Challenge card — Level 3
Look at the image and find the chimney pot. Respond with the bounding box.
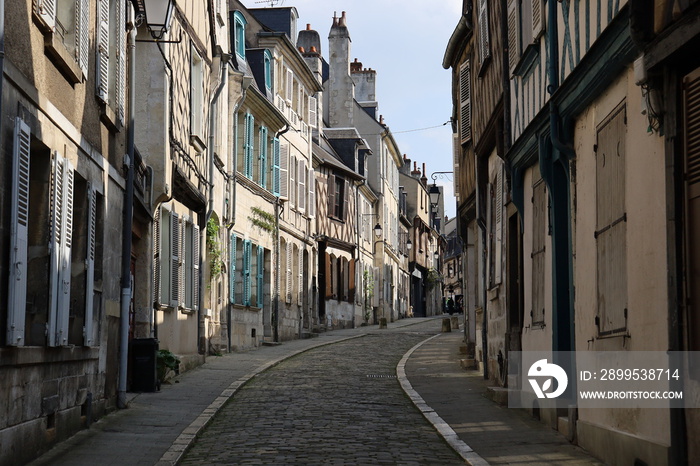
[298,46,305,53]
[306,23,311,30]
[310,46,317,53]
[339,11,347,27]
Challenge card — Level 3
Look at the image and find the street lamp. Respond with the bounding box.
[429,184,441,213]
[373,223,382,238]
[131,0,175,40]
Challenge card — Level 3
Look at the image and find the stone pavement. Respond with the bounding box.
[28,316,603,465]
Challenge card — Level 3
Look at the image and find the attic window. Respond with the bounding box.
[233,11,246,58]
[264,50,272,90]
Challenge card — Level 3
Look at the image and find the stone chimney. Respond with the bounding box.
[327,11,354,128]
[421,163,428,186]
[298,24,323,86]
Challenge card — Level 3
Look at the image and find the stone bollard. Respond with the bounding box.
[379,317,387,329]
[450,316,459,330]
[442,318,451,333]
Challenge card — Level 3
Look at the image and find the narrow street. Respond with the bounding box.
[180,320,464,465]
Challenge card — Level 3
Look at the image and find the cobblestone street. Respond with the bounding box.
[181,321,464,465]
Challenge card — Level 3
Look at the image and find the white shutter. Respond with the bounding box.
[76,0,90,77]
[452,134,461,202]
[297,248,304,305]
[459,60,472,144]
[373,267,380,307]
[170,213,180,308]
[298,159,306,213]
[7,118,31,346]
[289,156,296,208]
[153,207,161,305]
[494,166,503,284]
[179,219,186,308]
[37,0,56,31]
[286,68,293,102]
[286,244,292,303]
[532,0,544,40]
[192,224,200,311]
[279,143,289,199]
[84,183,96,346]
[309,96,317,127]
[508,0,521,74]
[116,0,126,123]
[49,155,73,346]
[96,0,110,101]
[478,0,491,64]
[308,168,316,218]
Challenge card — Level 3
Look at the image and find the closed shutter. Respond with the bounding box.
[532,0,544,39]
[243,240,252,306]
[84,183,97,345]
[279,143,289,199]
[229,233,237,304]
[453,134,461,202]
[508,0,520,74]
[325,253,332,299]
[343,179,349,221]
[286,243,292,303]
[170,213,180,308]
[7,118,31,346]
[531,178,546,324]
[308,168,316,218]
[684,68,700,350]
[373,267,380,307]
[76,0,90,77]
[272,138,281,196]
[49,154,74,347]
[257,246,265,308]
[348,259,356,303]
[116,0,126,123]
[259,127,268,188]
[309,96,317,127]
[286,68,293,101]
[297,248,304,305]
[298,160,306,213]
[37,0,56,30]
[494,166,503,284]
[289,156,296,208]
[244,113,254,179]
[192,224,200,311]
[459,60,472,144]
[478,0,490,64]
[327,174,335,216]
[96,0,110,101]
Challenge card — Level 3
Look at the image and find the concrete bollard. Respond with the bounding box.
[442,318,451,333]
[450,316,459,330]
[379,318,387,329]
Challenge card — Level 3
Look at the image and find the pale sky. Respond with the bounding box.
[241,0,463,219]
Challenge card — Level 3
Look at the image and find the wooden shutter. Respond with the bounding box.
[532,0,544,39]
[459,60,472,144]
[325,253,332,299]
[37,0,56,30]
[116,0,126,123]
[170,213,180,308]
[478,0,491,64]
[508,0,520,74]
[243,240,252,306]
[297,248,304,305]
[192,224,200,311]
[684,68,700,349]
[272,138,281,196]
[229,234,237,304]
[244,113,254,178]
[494,166,503,284]
[286,68,293,102]
[84,183,97,345]
[373,267,380,307]
[96,0,110,101]
[343,179,349,221]
[76,0,90,77]
[298,160,306,213]
[308,169,316,218]
[286,244,292,303]
[49,154,74,346]
[279,143,289,199]
[327,174,335,216]
[309,96,317,127]
[259,127,268,188]
[257,246,265,308]
[7,118,31,346]
[531,179,546,324]
[348,259,356,303]
[153,207,162,305]
[289,156,296,208]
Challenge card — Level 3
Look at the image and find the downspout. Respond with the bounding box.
[273,124,291,342]
[118,10,137,409]
[200,56,229,356]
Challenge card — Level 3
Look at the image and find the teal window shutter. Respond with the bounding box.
[257,246,264,307]
[243,240,252,306]
[259,126,268,188]
[229,234,237,304]
[272,137,280,196]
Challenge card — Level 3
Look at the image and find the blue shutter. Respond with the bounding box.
[272,137,280,196]
[259,126,268,188]
[257,246,264,308]
[243,240,252,306]
[229,234,237,304]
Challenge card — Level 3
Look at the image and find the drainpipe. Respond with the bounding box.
[118,11,137,409]
[273,124,291,342]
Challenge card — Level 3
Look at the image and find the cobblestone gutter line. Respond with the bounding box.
[396,334,490,466]
[155,334,367,466]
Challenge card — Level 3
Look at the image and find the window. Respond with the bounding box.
[508,0,544,74]
[289,156,297,208]
[489,166,503,287]
[229,235,266,308]
[264,50,272,91]
[298,159,306,213]
[34,0,90,83]
[309,96,318,128]
[233,11,247,58]
[190,45,205,151]
[531,176,546,325]
[329,175,346,220]
[96,0,126,124]
[308,168,316,218]
[272,137,281,196]
[6,118,99,347]
[259,126,268,188]
[595,103,627,335]
[243,113,254,179]
[477,0,491,66]
[279,142,289,199]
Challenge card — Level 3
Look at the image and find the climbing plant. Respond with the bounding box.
[206,218,224,280]
[248,207,276,235]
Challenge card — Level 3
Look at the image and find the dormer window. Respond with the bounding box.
[264,50,272,91]
[233,11,247,58]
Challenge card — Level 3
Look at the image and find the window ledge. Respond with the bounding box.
[513,43,540,77]
[190,134,207,153]
[100,103,123,133]
[44,32,83,85]
[0,346,99,367]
